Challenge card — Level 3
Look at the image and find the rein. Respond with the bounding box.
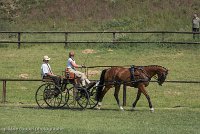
[102,79,150,87]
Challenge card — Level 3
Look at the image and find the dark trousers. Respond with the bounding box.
[43,75,61,87]
[192,28,199,39]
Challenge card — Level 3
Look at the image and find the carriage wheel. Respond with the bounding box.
[57,88,69,108]
[65,86,77,109]
[87,86,98,109]
[43,83,62,108]
[35,83,49,108]
[76,87,89,109]
[66,86,89,110]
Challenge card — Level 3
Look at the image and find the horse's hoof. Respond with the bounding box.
[131,107,136,111]
[96,106,101,110]
[119,106,124,111]
[150,108,154,112]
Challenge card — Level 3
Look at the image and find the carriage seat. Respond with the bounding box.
[42,77,53,82]
[65,68,76,80]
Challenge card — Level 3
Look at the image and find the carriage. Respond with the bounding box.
[35,68,99,110]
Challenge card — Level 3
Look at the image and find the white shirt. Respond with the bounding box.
[41,63,52,77]
[67,58,76,70]
[192,17,200,28]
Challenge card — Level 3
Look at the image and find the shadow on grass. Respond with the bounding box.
[21,106,122,111]
[20,106,87,111]
[1,104,190,112]
[2,105,128,112]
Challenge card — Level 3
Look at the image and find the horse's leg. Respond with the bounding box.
[114,85,124,111]
[97,86,110,110]
[139,84,154,112]
[132,89,141,110]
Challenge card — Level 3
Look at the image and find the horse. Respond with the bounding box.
[96,65,168,112]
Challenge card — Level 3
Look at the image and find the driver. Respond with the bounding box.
[66,51,95,89]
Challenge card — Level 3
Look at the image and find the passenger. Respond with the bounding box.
[41,55,61,87]
[66,51,96,89]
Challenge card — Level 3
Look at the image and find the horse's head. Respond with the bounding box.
[157,68,168,86]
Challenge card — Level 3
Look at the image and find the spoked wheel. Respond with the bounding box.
[87,86,98,109]
[57,88,69,108]
[58,79,70,108]
[35,83,50,108]
[76,87,89,109]
[66,86,89,110]
[43,83,62,108]
[66,86,78,109]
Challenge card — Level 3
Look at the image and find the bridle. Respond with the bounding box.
[157,70,168,85]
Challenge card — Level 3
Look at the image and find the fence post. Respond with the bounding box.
[18,32,21,49]
[123,84,126,106]
[64,32,68,48]
[113,32,116,44]
[162,32,165,42]
[2,80,6,103]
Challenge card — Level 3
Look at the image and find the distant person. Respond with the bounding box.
[192,13,200,39]
[41,55,61,87]
[66,51,96,89]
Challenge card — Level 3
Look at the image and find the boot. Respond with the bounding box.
[87,82,96,90]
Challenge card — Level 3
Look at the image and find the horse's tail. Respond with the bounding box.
[96,69,107,101]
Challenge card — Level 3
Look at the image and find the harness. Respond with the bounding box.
[129,65,138,86]
[108,65,153,87]
[129,65,151,87]
[129,65,135,82]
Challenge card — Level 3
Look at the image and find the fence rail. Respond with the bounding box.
[0,31,200,49]
[1,78,200,105]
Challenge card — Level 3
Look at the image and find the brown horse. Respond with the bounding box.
[96,65,168,112]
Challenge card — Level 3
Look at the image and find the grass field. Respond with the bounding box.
[0,106,200,134]
[0,44,200,133]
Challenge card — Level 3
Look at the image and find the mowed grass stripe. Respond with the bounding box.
[0,106,199,134]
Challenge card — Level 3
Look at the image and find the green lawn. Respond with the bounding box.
[0,106,199,134]
[0,44,200,133]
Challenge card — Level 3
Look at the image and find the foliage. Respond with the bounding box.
[1,0,199,31]
[0,0,19,30]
